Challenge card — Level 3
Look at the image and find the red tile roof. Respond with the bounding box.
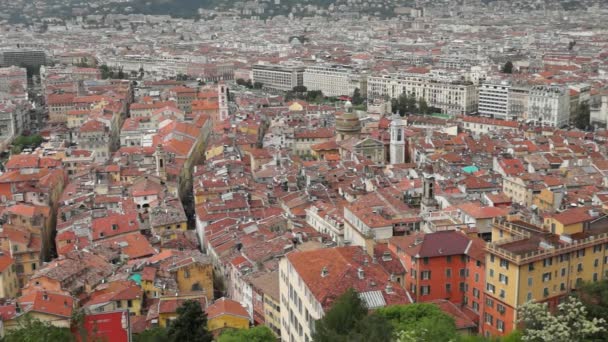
[286,246,410,310]
[206,297,249,320]
[92,213,140,241]
[18,291,74,318]
[389,231,471,258]
[547,207,595,226]
[0,251,14,272]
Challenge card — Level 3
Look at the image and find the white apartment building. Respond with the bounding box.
[303,65,366,97]
[367,73,478,115]
[304,204,344,245]
[279,247,409,342]
[252,64,305,92]
[527,85,570,127]
[508,83,530,120]
[478,81,510,119]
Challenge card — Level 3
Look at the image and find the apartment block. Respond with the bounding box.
[252,64,305,92]
[367,73,478,115]
[303,65,366,97]
[279,246,409,342]
[478,81,510,119]
[527,85,570,127]
[483,209,608,337]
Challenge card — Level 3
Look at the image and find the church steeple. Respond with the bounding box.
[389,113,406,164]
[154,144,167,181]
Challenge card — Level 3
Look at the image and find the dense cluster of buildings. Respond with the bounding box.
[0,1,607,341]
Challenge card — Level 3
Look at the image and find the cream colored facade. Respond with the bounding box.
[484,218,608,336]
[367,73,478,115]
[279,257,323,342]
[303,65,366,97]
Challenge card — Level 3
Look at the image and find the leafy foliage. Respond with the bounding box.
[352,88,366,107]
[518,297,605,342]
[502,61,514,74]
[167,300,213,342]
[573,102,590,130]
[99,64,127,80]
[11,134,44,154]
[376,303,458,342]
[217,326,276,342]
[390,92,438,115]
[313,288,392,342]
[134,326,170,342]
[576,279,608,341]
[2,315,75,342]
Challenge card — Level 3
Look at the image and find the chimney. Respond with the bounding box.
[321,266,328,278]
[357,267,364,279]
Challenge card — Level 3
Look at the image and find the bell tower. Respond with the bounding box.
[154,144,167,181]
[389,114,406,164]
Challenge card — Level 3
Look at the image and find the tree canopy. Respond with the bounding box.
[134,326,170,342]
[217,326,275,342]
[518,296,605,342]
[576,279,608,341]
[166,300,213,342]
[2,315,75,342]
[312,288,392,342]
[502,61,514,74]
[376,303,458,342]
[11,134,44,154]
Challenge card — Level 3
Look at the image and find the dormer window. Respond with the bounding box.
[112,224,118,231]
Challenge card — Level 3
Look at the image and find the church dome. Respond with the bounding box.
[335,111,361,133]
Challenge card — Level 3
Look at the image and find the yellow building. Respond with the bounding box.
[0,252,19,298]
[483,209,608,337]
[0,226,42,288]
[250,271,281,336]
[149,199,188,237]
[157,294,207,328]
[83,280,143,316]
[171,259,214,301]
[263,293,281,336]
[4,291,75,330]
[206,297,250,333]
[533,188,564,213]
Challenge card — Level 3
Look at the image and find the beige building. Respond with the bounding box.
[303,65,366,97]
[0,252,18,299]
[252,64,305,92]
[279,246,409,342]
[367,72,478,115]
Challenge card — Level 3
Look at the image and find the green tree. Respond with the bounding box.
[217,326,275,342]
[134,327,169,342]
[11,134,44,154]
[306,90,324,103]
[253,82,263,89]
[574,102,590,130]
[99,64,111,79]
[376,303,457,342]
[518,297,605,342]
[352,88,364,106]
[418,97,429,114]
[167,300,213,342]
[576,279,608,341]
[236,78,247,86]
[117,67,125,79]
[502,61,514,74]
[2,315,75,342]
[292,85,307,93]
[313,288,390,342]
